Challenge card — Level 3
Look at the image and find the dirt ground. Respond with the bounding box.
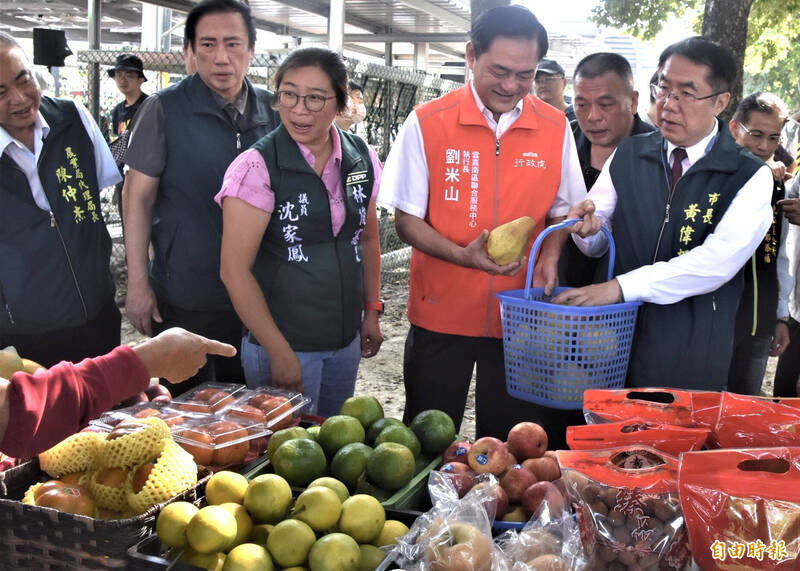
[121,279,778,442]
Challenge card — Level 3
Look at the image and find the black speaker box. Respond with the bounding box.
[33,28,73,67]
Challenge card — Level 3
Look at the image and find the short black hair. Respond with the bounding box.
[574,53,634,92]
[348,80,363,93]
[185,0,256,50]
[470,5,548,60]
[732,92,789,125]
[274,47,349,112]
[657,36,736,93]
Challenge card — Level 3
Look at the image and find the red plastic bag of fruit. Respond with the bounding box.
[583,388,717,426]
[566,417,709,456]
[714,392,800,449]
[558,446,690,570]
[678,447,800,570]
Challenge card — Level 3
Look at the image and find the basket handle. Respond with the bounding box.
[523,218,615,299]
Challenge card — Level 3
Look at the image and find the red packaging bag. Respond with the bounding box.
[558,446,690,570]
[714,392,800,449]
[566,417,709,456]
[582,388,715,426]
[678,447,800,570]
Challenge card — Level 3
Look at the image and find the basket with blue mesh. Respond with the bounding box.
[496,218,642,409]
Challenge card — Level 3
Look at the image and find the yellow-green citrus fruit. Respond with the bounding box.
[366,442,415,491]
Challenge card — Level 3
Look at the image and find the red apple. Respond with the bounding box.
[442,441,472,465]
[467,437,512,475]
[500,464,538,503]
[521,481,566,518]
[522,457,561,482]
[470,480,509,519]
[439,462,475,497]
[506,422,548,461]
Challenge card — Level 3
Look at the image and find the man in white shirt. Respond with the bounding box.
[0,32,122,367]
[379,5,587,443]
[553,37,773,390]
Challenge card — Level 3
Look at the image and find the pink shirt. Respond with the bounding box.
[215,126,382,236]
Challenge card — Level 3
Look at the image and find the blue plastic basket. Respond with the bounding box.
[496,218,642,409]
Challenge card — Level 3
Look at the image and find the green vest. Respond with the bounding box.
[608,121,762,390]
[251,126,374,351]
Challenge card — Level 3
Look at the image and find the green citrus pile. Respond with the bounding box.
[156,469,410,571]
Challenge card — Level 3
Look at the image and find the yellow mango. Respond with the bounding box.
[487,216,537,265]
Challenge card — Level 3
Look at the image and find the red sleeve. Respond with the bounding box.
[0,346,150,458]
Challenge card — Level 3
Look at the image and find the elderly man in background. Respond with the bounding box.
[0,32,121,368]
[123,0,279,392]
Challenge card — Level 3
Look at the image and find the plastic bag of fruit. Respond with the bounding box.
[583,388,716,426]
[566,417,709,456]
[391,484,502,571]
[494,509,587,571]
[678,447,800,570]
[558,445,690,570]
[713,392,800,448]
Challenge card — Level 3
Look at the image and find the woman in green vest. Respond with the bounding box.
[216,47,383,417]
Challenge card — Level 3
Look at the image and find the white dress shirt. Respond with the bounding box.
[0,100,121,210]
[378,81,586,219]
[574,121,774,304]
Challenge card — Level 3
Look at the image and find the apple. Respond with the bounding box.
[132,461,155,492]
[439,462,475,497]
[499,464,538,503]
[522,457,561,482]
[145,383,172,402]
[95,467,128,489]
[443,441,472,465]
[467,437,512,475]
[521,481,566,518]
[424,521,492,571]
[506,422,548,461]
[469,481,509,519]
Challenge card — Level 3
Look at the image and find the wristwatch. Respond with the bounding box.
[365,300,385,316]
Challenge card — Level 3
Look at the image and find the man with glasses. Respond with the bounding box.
[108,55,148,138]
[534,58,575,122]
[379,5,586,445]
[726,92,793,395]
[552,36,774,391]
[122,0,279,392]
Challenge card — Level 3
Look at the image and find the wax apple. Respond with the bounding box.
[506,422,548,460]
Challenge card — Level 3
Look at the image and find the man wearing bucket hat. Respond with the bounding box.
[108,54,148,138]
[553,37,774,392]
[379,5,586,444]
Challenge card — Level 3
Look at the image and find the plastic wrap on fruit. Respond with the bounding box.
[713,392,800,449]
[678,447,800,570]
[390,485,502,571]
[493,509,586,571]
[566,416,709,456]
[557,446,690,570]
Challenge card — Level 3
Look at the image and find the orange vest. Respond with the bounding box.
[411,85,566,338]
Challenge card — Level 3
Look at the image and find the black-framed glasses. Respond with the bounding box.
[736,121,783,144]
[276,90,336,112]
[534,75,564,84]
[649,83,727,104]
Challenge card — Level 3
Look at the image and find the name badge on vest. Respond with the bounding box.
[346,169,370,262]
[443,148,481,228]
[278,193,311,263]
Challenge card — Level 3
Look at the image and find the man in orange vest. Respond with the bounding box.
[379,5,587,444]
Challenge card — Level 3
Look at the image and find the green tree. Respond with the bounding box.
[593,0,799,117]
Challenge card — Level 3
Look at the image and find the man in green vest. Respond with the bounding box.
[0,32,122,367]
[552,37,774,391]
[122,0,279,392]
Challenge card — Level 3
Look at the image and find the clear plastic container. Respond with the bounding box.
[171,411,272,470]
[227,386,311,431]
[91,401,207,431]
[170,381,245,415]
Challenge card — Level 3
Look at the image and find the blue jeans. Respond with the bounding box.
[241,333,361,417]
[727,333,772,396]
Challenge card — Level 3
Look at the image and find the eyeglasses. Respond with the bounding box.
[736,121,783,144]
[276,90,336,112]
[534,75,564,84]
[650,83,727,104]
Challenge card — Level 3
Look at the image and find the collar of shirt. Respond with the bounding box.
[469,80,523,137]
[666,120,718,169]
[0,110,50,160]
[296,124,342,173]
[211,81,249,118]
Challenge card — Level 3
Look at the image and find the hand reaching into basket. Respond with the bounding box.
[552,279,623,306]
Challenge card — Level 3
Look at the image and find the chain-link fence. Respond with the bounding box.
[75,49,462,291]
